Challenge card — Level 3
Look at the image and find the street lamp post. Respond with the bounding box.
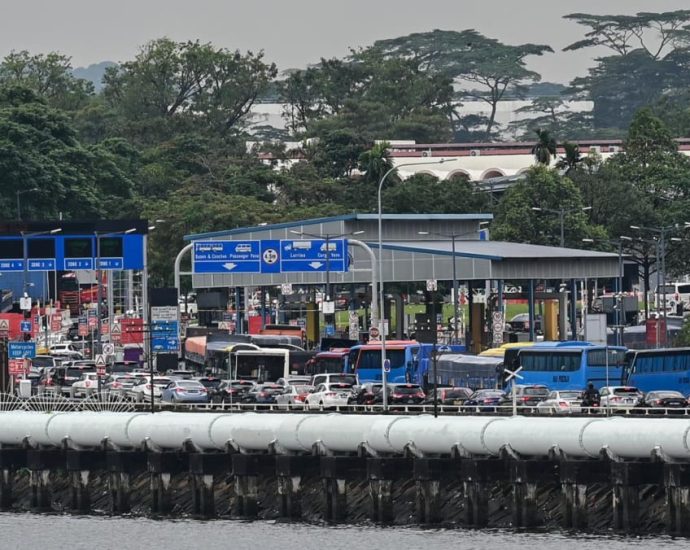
[631,224,689,345]
[378,158,449,409]
[418,222,489,345]
[289,229,365,335]
[532,206,592,247]
[21,228,62,343]
[582,236,632,346]
[16,189,39,221]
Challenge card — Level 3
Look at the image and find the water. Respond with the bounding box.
[0,514,686,550]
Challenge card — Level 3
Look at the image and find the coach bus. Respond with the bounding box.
[622,348,690,393]
[507,345,628,391]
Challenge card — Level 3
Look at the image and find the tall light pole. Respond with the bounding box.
[289,229,365,335]
[378,158,449,408]
[94,228,136,355]
[631,223,689,345]
[16,189,39,221]
[532,206,592,247]
[582,236,632,346]
[21,228,62,343]
[418,222,489,344]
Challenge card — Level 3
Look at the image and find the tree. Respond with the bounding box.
[531,129,557,165]
[308,129,368,178]
[370,30,553,139]
[0,50,94,110]
[382,172,490,214]
[555,142,582,174]
[358,142,394,184]
[563,11,690,129]
[0,86,134,220]
[491,166,602,247]
[103,38,277,142]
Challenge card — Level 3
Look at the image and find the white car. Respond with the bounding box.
[599,386,644,409]
[304,382,355,410]
[49,343,83,359]
[275,384,314,408]
[536,390,583,414]
[129,376,172,402]
[70,373,100,398]
[276,376,312,388]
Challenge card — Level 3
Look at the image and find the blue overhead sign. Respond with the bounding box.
[0,234,145,272]
[8,342,36,359]
[193,239,348,274]
[281,239,346,272]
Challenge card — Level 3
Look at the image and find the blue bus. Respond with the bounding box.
[347,340,465,384]
[434,354,503,389]
[623,348,690,393]
[507,345,628,390]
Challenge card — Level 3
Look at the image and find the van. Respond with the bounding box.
[655,282,690,312]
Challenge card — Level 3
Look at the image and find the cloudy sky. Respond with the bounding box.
[1,0,689,83]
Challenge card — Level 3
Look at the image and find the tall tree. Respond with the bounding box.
[0,50,93,110]
[370,29,553,139]
[563,11,690,129]
[531,129,557,165]
[103,38,276,142]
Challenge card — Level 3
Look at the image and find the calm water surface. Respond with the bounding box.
[0,514,686,550]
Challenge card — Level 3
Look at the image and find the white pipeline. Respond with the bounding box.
[1,412,690,462]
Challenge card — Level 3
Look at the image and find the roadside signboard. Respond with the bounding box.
[101,319,110,335]
[0,319,9,337]
[95,354,107,376]
[8,342,36,359]
[102,343,115,356]
[51,313,62,332]
[20,320,32,333]
[110,323,122,343]
[8,359,25,376]
[368,326,380,341]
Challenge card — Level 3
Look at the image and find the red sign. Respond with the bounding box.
[9,359,26,376]
[88,316,97,328]
[121,318,144,345]
[78,323,89,337]
[101,319,110,335]
[51,316,62,332]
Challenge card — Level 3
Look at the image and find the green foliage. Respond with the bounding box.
[0,86,133,220]
[531,129,557,165]
[102,38,277,143]
[382,173,490,214]
[491,166,601,247]
[0,50,94,110]
[563,11,690,130]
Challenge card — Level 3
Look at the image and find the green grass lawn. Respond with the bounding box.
[335,303,529,330]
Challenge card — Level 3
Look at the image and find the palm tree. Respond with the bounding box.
[358,141,394,183]
[531,129,557,165]
[555,141,582,174]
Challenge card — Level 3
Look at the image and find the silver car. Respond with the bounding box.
[599,386,644,409]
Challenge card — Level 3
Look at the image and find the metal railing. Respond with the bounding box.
[5,391,690,417]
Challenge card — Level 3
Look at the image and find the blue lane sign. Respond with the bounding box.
[0,260,23,271]
[64,258,94,270]
[281,239,347,272]
[9,342,36,359]
[192,239,349,274]
[28,259,56,271]
[20,321,32,333]
[193,241,261,273]
[97,258,123,270]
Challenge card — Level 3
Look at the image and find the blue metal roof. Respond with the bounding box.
[184,213,493,241]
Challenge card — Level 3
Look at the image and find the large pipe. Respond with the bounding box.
[1,411,690,462]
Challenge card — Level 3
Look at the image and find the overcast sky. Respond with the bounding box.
[2,0,689,83]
